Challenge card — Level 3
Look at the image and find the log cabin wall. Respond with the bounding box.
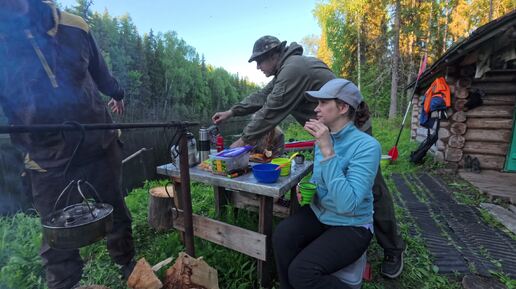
[411,69,516,171]
[461,71,516,170]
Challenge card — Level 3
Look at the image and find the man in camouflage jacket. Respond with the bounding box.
[0,1,135,288]
[213,35,406,279]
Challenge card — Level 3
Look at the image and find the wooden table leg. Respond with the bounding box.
[258,195,274,289]
[290,187,300,216]
[172,178,185,243]
[214,186,229,218]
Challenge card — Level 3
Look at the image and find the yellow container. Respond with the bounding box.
[271,158,291,176]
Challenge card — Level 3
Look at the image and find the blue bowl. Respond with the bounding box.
[252,163,281,183]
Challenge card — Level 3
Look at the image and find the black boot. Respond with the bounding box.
[121,259,137,281]
[464,155,472,172]
[471,157,481,173]
[381,250,405,279]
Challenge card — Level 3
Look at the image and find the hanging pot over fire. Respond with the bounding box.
[42,180,113,250]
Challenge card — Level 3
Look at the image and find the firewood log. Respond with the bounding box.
[127,258,163,289]
[163,253,219,289]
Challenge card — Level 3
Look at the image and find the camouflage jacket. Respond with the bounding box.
[0,2,124,169]
[230,43,335,143]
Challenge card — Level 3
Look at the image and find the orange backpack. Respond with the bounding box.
[423,77,451,113]
[420,77,451,128]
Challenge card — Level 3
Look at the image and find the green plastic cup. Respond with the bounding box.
[271,158,291,176]
[298,182,317,206]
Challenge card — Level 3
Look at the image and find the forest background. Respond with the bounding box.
[62,0,515,124]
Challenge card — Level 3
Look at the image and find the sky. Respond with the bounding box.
[58,0,323,85]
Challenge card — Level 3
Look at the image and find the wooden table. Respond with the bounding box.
[157,161,313,288]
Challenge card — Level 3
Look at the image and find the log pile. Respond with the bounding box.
[411,69,515,170]
[126,254,219,289]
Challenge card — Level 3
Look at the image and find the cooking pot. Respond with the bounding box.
[42,180,113,250]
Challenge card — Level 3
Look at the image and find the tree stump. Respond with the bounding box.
[148,185,178,232]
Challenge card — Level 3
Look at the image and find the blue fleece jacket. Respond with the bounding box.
[309,123,381,226]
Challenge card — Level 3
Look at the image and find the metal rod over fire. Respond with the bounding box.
[0,120,198,256]
[0,121,198,134]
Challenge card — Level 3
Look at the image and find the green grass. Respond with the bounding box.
[0,118,513,288]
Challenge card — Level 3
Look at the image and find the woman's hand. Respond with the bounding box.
[296,183,302,203]
[304,119,334,158]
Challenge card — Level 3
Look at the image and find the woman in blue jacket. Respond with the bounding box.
[272,78,381,289]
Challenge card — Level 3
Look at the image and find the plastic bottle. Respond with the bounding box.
[216,134,224,152]
[186,132,199,166]
[199,127,210,161]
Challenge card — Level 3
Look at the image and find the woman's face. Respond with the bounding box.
[314,99,348,126]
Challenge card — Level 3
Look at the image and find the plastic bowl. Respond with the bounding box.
[271,158,291,176]
[252,163,281,183]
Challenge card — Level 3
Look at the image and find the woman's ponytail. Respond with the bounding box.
[354,101,371,128]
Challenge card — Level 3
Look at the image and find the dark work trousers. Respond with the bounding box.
[364,127,405,257]
[272,206,373,289]
[30,141,134,289]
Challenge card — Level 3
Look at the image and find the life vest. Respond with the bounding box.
[419,77,451,128]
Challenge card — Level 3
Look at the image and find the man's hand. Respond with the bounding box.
[304,119,334,158]
[229,137,246,148]
[212,110,233,124]
[108,98,124,115]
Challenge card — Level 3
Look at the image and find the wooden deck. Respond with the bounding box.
[459,170,516,204]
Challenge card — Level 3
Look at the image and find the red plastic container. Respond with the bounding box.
[216,134,224,152]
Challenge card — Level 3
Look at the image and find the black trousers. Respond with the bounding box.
[364,127,405,257]
[30,141,134,289]
[272,206,373,289]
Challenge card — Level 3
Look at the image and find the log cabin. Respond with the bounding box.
[409,10,516,173]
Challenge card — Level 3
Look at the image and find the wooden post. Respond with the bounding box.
[172,178,185,243]
[214,186,229,218]
[179,130,195,257]
[258,195,274,289]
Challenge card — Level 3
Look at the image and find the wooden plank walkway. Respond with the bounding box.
[459,170,516,205]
